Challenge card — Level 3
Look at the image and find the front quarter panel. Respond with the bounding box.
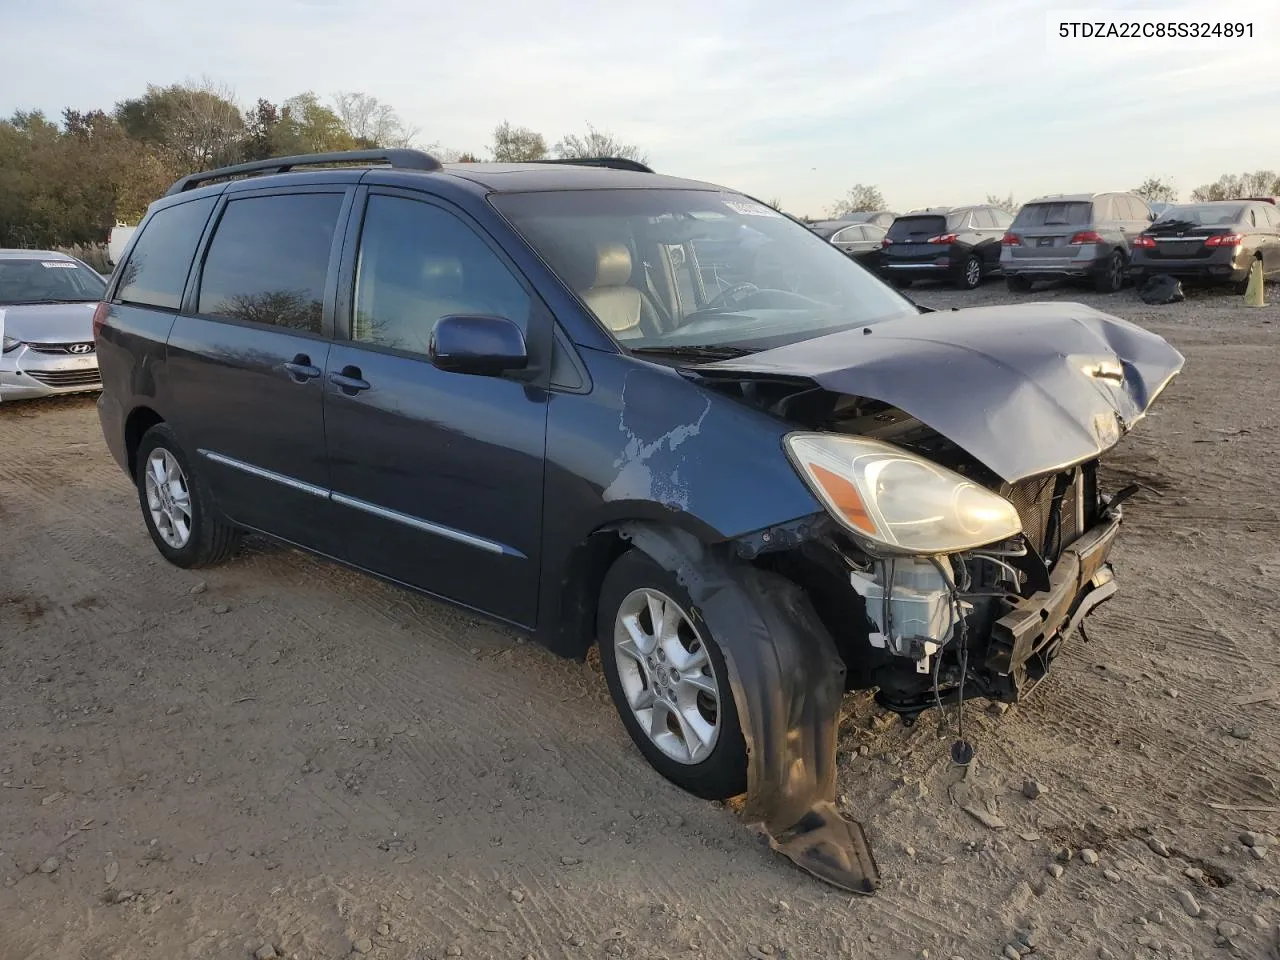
[537,347,824,637]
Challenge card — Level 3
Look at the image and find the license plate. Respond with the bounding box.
[1037,237,1054,247]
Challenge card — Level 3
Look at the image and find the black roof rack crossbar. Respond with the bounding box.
[529,157,654,173]
[164,148,442,197]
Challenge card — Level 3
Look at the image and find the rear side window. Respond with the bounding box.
[116,196,217,310]
[887,216,946,240]
[1264,205,1280,229]
[197,193,344,334]
[1012,202,1093,228]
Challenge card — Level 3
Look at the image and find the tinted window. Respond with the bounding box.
[0,258,106,306]
[887,216,947,240]
[864,224,887,239]
[832,225,863,242]
[1264,205,1280,229]
[116,196,217,310]
[352,194,531,356]
[1155,203,1244,226]
[1012,202,1094,227]
[197,193,343,334]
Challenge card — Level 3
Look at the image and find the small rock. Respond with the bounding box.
[1098,949,1117,960]
[193,853,209,865]
[1030,878,1048,897]
[1048,863,1064,879]
[1240,831,1267,847]
[38,857,59,874]
[1166,688,1179,698]
[376,923,390,937]
[41,791,64,805]
[1081,849,1099,865]
[1217,920,1244,939]
[1147,909,1164,924]
[113,890,134,903]
[559,855,581,866]
[1022,779,1046,800]
[190,581,208,595]
[255,945,277,960]
[105,861,118,884]
[1103,868,1121,883]
[1229,725,1251,740]
[1016,930,1037,949]
[1147,838,1171,857]
[445,947,462,957]
[1101,803,1119,814]
[1250,846,1268,860]
[988,702,1010,717]
[1253,914,1269,929]
[776,900,790,912]
[212,603,230,615]
[905,845,916,858]
[351,938,373,955]
[1184,866,1204,881]
[509,889,525,903]
[1177,889,1201,917]
[166,705,183,715]
[1136,936,1162,952]
[1057,847,1075,863]
[1003,945,1022,960]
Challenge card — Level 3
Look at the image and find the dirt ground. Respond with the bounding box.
[2,281,1278,960]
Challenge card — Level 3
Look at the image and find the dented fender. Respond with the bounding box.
[618,522,881,894]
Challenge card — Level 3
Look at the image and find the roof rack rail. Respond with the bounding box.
[529,157,654,173]
[164,148,442,197]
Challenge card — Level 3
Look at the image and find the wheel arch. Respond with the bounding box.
[124,405,165,479]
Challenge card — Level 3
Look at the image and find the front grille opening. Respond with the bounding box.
[26,369,101,388]
[999,461,1096,564]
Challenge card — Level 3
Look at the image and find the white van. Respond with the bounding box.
[107,223,137,267]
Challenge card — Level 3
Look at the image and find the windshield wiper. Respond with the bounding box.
[1,298,96,305]
[630,344,756,361]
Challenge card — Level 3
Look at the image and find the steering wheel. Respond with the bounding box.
[704,282,760,311]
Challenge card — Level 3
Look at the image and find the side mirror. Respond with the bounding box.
[428,314,528,377]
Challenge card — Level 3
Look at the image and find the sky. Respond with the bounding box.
[4,0,1279,216]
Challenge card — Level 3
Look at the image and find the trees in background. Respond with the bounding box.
[985,192,1020,214]
[1134,178,1178,203]
[491,121,548,162]
[828,184,887,217]
[552,123,647,163]
[1190,170,1279,202]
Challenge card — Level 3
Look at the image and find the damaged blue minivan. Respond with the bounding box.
[95,150,1183,892]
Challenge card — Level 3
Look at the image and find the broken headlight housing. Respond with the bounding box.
[784,432,1022,554]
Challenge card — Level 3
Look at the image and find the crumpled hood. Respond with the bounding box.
[693,301,1185,483]
[0,301,97,344]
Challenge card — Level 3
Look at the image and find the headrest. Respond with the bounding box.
[591,242,632,288]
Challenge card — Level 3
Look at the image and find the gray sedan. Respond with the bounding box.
[1,250,107,403]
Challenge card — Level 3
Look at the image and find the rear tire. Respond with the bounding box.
[956,255,982,290]
[1005,274,1032,293]
[597,549,747,801]
[135,423,240,568]
[1093,250,1125,293]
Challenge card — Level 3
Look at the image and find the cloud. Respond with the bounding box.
[4,0,1279,213]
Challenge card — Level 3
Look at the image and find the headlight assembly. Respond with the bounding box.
[2,335,22,354]
[784,432,1022,554]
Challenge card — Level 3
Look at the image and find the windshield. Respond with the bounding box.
[0,257,107,305]
[491,189,915,353]
[1154,203,1244,227]
[886,215,948,240]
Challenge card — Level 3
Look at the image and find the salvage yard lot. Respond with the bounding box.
[1,283,1278,960]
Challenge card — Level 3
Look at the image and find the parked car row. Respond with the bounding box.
[815,193,1280,294]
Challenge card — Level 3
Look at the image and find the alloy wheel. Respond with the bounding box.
[613,588,721,765]
[144,448,193,549]
[965,257,981,288]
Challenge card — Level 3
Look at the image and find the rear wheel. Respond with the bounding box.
[956,255,982,289]
[1094,250,1125,293]
[1005,274,1032,293]
[597,549,747,800]
[135,423,240,568]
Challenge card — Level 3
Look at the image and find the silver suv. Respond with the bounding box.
[1000,192,1153,292]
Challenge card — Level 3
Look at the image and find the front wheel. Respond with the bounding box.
[135,423,241,568]
[597,549,747,800]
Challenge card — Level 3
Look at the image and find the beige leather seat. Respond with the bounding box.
[577,242,661,340]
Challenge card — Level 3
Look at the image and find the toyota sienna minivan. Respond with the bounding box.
[95,149,1183,892]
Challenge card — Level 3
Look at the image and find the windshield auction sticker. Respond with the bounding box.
[40,261,79,268]
[722,197,784,218]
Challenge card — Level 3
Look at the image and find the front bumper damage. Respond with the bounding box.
[618,503,1123,896]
